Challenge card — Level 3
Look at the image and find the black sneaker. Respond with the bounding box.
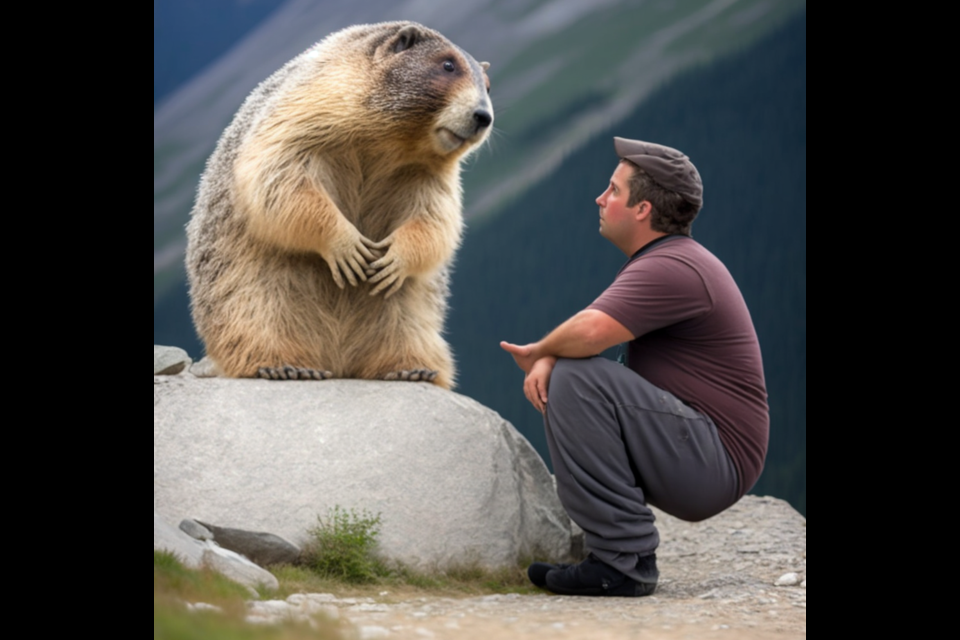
[527,561,573,588]
[544,553,658,597]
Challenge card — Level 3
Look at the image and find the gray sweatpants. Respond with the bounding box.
[544,357,740,582]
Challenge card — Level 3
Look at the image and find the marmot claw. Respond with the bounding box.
[256,366,334,380]
[382,369,438,382]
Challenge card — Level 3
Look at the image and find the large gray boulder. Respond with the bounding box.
[154,375,574,570]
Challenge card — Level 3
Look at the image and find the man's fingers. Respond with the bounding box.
[523,379,537,411]
[536,378,548,405]
[500,341,528,355]
[522,376,543,413]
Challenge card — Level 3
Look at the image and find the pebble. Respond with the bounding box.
[775,572,800,586]
[189,355,219,378]
[154,345,191,375]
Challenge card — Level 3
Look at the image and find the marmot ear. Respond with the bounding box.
[480,61,490,71]
[393,25,423,53]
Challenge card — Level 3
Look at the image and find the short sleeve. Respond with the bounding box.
[587,255,713,338]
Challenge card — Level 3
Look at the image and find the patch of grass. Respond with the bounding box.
[154,550,344,640]
[298,505,543,595]
[301,506,388,583]
[383,559,540,596]
[154,550,253,609]
[154,601,342,640]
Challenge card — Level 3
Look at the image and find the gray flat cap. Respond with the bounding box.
[614,137,703,210]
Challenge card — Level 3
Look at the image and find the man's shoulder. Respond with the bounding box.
[641,236,729,276]
[649,236,712,259]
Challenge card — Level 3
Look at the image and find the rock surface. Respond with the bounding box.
[196,520,302,566]
[202,546,280,592]
[154,345,191,375]
[179,518,214,541]
[154,375,574,570]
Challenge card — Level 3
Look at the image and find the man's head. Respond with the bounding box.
[613,137,702,237]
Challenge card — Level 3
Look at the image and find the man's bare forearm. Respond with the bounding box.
[501,309,632,375]
[531,309,633,361]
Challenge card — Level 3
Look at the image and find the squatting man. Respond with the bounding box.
[501,137,769,597]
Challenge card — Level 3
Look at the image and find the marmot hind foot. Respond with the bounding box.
[381,369,438,382]
[256,366,334,381]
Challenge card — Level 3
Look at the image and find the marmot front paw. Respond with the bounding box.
[323,228,380,288]
[367,237,411,298]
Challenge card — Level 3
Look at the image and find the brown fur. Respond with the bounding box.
[186,22,493,388]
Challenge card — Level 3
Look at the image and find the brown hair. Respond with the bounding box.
[621,159,699,236]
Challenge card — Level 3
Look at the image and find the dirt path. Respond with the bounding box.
[321,496,807,639]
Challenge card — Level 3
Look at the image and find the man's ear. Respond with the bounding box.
[635,201,653,222]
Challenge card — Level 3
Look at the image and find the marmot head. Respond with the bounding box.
[311,22,494,161]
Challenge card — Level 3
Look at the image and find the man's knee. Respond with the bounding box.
[547,357,599,403]
[548,358,576,396]
[546,358,620,428]
[549,356,626,399]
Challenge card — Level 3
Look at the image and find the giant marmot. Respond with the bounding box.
[186,22,493,389]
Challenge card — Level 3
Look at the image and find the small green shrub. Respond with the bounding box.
[302,506,387,583]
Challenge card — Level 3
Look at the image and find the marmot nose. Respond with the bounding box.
[473,109,493,130]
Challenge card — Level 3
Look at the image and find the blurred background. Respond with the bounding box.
[155,0,806,515]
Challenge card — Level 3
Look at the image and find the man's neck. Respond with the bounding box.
[623,231,670,257]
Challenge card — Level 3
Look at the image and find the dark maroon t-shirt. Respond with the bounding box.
[587,236,769,494]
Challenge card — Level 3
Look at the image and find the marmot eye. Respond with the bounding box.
[443,61,455,72]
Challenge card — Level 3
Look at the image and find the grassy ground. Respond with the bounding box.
[155,508,541,639]
[155,551,540,640]
[154,549,344,640]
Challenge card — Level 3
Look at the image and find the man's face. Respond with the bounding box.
[596,161,641,249]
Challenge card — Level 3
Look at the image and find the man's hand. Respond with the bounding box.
[501,310,632,411]
[500,341,539,374]
[524,356,557,413]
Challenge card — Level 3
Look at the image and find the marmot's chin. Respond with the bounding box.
[436,128,467,153]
